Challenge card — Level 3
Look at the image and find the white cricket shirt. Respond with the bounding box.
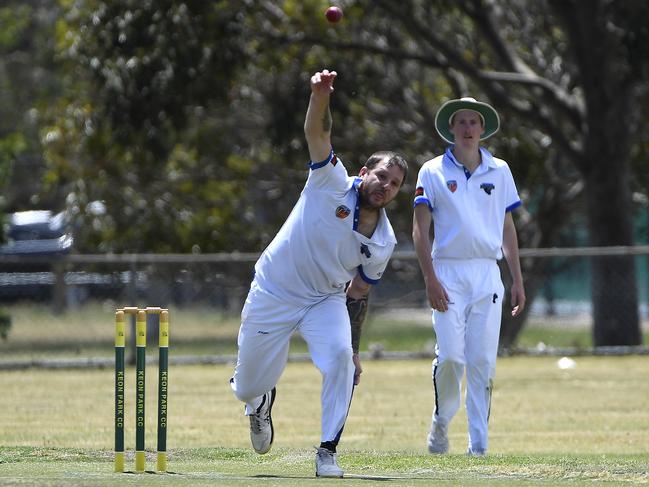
[254,149,397,305]
[414,147,521,260]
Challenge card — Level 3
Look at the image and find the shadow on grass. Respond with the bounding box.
[252,473,425,481]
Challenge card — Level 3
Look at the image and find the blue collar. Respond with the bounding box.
[444,146,498,179]
[352,177,362,231]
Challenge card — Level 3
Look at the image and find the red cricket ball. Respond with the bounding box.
[325,6,343,23]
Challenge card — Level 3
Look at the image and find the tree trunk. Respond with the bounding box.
[585,168,641,346]
[583,87,640,346]
[567,0,642,346]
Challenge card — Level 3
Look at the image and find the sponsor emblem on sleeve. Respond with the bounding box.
[446,180,457,193]
[480,183,495,195]
[415,187,424,197]
[335,205,351,219]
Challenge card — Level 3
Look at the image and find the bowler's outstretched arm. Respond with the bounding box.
[304,69,337,162]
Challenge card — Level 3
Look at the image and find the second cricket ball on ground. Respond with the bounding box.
[325,6,343,23]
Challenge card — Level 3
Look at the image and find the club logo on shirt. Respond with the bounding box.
[415,187,424,197]
[446,180,457,193]
[360,243,372,258]
[335,205,351,219]
[480,183,495,195]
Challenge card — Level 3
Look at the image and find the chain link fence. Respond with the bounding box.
[0,247,647,367]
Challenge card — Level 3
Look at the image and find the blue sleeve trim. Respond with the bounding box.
[413,197,432,211]
[308,148,334,170]
[358,265,380,285]
[506,200,522,213]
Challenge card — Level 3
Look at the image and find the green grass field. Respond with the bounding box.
[2,355,649,485]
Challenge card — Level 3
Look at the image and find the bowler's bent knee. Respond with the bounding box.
[230,376,265,405]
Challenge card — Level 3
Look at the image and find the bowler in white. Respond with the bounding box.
[230,69,408,477]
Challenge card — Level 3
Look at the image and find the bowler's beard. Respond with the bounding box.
[359,183,386,210]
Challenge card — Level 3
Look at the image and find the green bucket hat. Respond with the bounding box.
[435,97,500,144]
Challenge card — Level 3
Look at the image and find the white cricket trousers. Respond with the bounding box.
[431,259,504,453]
[230,281,355,443]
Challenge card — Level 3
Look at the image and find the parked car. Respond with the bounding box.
[0,210,74,302]
[0,210,73,256]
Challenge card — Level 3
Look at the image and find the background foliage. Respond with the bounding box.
[0,0,648,346]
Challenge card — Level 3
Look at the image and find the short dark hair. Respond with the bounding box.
[364,151,408,186]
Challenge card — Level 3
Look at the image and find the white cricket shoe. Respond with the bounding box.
[427,421,449,454]
[315,447,343,478]
[249,387,276,454]
[467,447,486,456]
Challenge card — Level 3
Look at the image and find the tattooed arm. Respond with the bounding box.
[347,274,371,385]
[304,69,337,162]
